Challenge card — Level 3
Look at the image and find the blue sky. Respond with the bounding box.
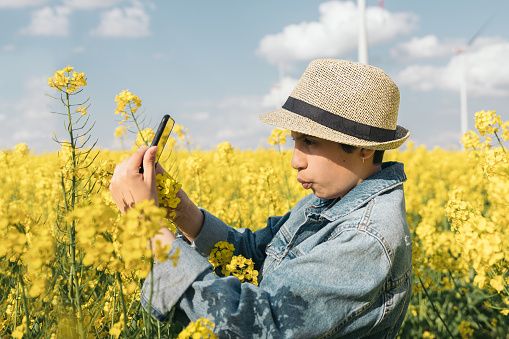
[1,0,508,153]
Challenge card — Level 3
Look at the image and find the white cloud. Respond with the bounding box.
[20,6,72,36]
[63,0,124,9]
[2,44,16,51]
[74,45,86,53]
[0,0,49,8]
[422,130,462,150]
[261,76,299,109]
[391,35,458,60]
[189,112,210,121]
[466,36,508,51]
[0,77,58,152]
[394,39,509,97]
[90,5,150,37]
[212,96,273,145]
[153,52,165,59]
[180,77,306,149]
[257,0,417,64]
[179,95,275,150]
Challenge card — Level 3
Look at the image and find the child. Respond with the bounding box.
[109,59,412,338]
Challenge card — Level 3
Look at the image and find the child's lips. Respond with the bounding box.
[297,178,312,189]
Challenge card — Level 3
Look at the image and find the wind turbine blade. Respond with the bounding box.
[467,14,496,47]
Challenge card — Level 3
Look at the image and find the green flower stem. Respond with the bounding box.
[493,131,506,154]
[418,276,455,338]
[14,275,20,330]
[19,275,31,339]
[85,279,110,334]
[126,284,139,316]
[65,90,85,338]
[115,272,129,338]
[111,276,117,335]
[146,242,155,338]
[130,103,148,146]
[65,92,77,207]
[141,302,148,338]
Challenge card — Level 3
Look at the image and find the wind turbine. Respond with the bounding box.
[454,18,492,136]
[454,48,468,136]
[357,0,368,64]
[357,1,385,64]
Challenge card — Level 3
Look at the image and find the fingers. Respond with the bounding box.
[143,146,158,183]
[109,146,160,214]
[127,146,150,172]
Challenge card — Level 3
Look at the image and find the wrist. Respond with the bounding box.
[174,199,204,243]
[150,227,176,249]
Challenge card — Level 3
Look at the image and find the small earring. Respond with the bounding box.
[362,157,365,163]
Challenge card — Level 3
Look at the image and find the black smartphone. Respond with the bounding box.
[139,114,175,173]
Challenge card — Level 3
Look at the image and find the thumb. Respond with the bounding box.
[142,146,158,183]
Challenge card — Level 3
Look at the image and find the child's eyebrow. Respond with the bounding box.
[291,133,312,140]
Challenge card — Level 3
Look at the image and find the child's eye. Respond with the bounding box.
[304,138,314,145]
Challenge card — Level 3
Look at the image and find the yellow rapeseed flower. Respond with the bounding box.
[154,239,171,262]
[177,317,216,339]
[208,241,258,285]
[458,321,474,339]
[216,141,234,163]
[209,241,235,269]
[174,124,185,142]
[156,171,181,219]
[422,331,435,339]
[490,275,505,293]
[47,65,86,93]
[109,319,122,338]
[475,110,501,136]
[114,89,142,124]
[135,128,155,148]
[14,143,28,156]
[268,128,290,146]
[76,106,87,115]
[114,126,127,140]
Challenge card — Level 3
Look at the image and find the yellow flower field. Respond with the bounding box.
[0,66,508,338]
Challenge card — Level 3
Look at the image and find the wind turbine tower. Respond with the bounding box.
[358,0,368,64]
[455,48,468,136]
[455,17,492,136]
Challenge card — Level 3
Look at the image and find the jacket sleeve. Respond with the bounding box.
[140,208,289,321]
[142,223,392,338]
[192,209,291,270]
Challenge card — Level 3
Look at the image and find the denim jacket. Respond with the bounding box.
[141,161,413,338]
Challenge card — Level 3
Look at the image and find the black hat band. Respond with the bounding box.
[282,96,397,142]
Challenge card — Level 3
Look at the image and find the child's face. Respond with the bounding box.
[291,132,363,199]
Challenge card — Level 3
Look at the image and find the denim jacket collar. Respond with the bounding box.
[306,161,407,222]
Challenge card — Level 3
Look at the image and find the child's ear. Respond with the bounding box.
[360,148,376,161]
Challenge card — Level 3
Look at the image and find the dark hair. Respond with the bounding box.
[340,144,384,165]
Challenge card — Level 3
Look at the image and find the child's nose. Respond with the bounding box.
[291,147,307,170]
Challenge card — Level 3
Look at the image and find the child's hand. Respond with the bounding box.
[110,146,159,214]
[154,159,204,242]
[149,227,177,258]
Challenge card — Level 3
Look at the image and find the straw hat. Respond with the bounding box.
[259,59,410,150]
